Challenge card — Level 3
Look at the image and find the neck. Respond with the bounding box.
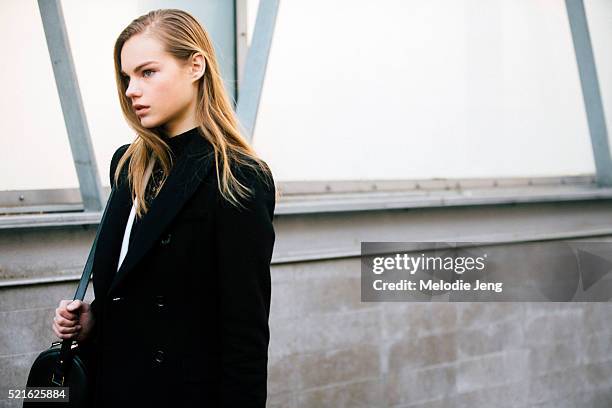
[162,103,199,137]
[164,123,198,138]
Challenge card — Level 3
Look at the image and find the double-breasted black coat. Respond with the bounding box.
[81,131,276,407]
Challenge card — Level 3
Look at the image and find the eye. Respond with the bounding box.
[143,69,155,78]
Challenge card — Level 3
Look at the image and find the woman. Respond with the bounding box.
[51,9,276,407]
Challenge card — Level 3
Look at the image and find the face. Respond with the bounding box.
[120,32,204,134]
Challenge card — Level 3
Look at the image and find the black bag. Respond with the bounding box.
[23,189,115,408]
[22,340,96,407]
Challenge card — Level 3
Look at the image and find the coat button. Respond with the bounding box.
[160,233,171,245]
[153,350,165,364]
[155,295,166,308]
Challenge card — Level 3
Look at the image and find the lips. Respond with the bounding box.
[133,104,150,115]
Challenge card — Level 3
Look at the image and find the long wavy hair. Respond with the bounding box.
[112,8,275,217]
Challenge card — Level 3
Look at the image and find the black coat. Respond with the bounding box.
[82,133,276,407]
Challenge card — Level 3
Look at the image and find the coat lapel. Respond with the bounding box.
[91,176,133,300]
[102,133,215,298]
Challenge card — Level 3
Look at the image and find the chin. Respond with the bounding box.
[139,116,162,128]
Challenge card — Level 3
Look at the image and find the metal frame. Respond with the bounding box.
[565,0,612,186]
[37,0,104,211]
[0,174,597,210]
[3,176,612,227]
[235,0,280,141]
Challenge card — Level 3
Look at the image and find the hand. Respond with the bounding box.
[52,300,95,342]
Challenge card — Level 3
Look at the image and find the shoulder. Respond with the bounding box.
[233,156,275,198]
[216,156,276,216]
[110,143,131,187]
[111,144,130,167]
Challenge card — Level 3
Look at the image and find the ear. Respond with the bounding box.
[190,52,206,82]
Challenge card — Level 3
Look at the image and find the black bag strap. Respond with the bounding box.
[51,188,115,386]
[73,188,115,301]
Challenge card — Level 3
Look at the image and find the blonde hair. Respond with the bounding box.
[113,8,276,217]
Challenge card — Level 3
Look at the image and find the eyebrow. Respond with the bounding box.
[120,60,158,76]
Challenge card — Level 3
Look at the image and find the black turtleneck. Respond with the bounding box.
[160,126,200,159]
[127,126,200,250]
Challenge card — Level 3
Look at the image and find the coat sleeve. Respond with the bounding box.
[215,163,276,407]
[89,144,130,321]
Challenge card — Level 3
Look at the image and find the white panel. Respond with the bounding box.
[0,1,72,190]
[0,1,138,191]
[253,0,600,181]
[0,1,237,192]
[247,0,260,47]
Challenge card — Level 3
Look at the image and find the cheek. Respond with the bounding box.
[151,78,173,106]
[152,77,191,113]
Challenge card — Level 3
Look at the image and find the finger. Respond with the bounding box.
[55,315,77,326]
[58,300,71,309]
[56,331,77,339]
[53,325,74,339]
[58,308,77,321]
[66,300,81,312]
[55,316,77,327]
[58,325,81,334]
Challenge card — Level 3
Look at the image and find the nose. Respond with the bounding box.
[125,80,141,99]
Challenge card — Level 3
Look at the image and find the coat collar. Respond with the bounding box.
[93,131,215,299]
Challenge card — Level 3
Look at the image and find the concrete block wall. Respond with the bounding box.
[266,257,612,407]
[1,241,612,407]
[0,282,95,408]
